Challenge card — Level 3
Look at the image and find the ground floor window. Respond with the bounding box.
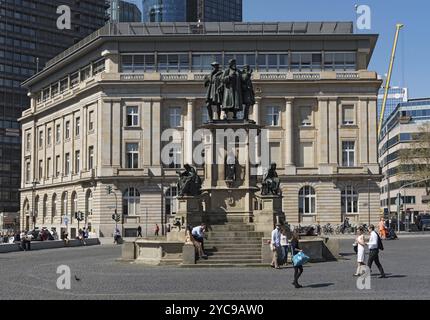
[123,187,140,216]
[299,186,316,214]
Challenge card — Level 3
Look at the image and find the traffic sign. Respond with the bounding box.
[64,216,69,225]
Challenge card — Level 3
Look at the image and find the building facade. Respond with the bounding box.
[379,98,430,217]
[20,22,381,237]
[0,0,108,215]
[377,86,408,125]
[108,0,142,22]
[142,0,242,22]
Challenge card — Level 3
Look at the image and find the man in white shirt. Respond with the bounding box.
[366,224,386,278]
[270,223,282,269]
[192,223,206,252]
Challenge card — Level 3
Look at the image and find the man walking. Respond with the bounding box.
[270,223,282,269]
[137,225,142,237]
[366,224,386,278]
[154,224,160,237]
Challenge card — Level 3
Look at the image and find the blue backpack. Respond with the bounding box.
[292,251,310,267]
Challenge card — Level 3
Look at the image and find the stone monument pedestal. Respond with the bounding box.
[253,194,284,237]
[166,196,203,242]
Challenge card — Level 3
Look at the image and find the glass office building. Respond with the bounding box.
[0,0,107,216]
[377,86,408,125]
[108,0,142,22]
[142,0,242,22]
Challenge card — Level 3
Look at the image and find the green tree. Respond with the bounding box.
[399,122,430,195]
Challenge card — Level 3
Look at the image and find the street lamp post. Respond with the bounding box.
[367,178,371,227]
[31,179,39,230]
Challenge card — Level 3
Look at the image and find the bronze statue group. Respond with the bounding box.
[204,59,256,122]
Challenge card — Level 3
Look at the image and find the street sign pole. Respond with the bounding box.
[396,193,401,232]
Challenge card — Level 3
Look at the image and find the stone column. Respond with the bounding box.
[359,98,369,165]
[184,99,195,165]
[151,99,162,166]
[368,98,378,164]
[284,98,295,174]
[142,101,152,166]
[328,98,338,166]
[318,98,331,174]
[253,98,261,124]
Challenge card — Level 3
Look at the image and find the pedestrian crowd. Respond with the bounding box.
[270,223,309,288]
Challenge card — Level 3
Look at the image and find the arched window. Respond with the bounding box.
[52,194,57,217]
[85,189,93,216]
[71,192,78,216]
[123,187,140,216]
[43,195,48,222]
[341,185,358,214]
[165,186,178,215]
[34,195,39,219]
[61,192,68,216]
[299,186,316,215]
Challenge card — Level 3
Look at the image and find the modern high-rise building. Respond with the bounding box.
[108,0,142,22]
[142,0,242,22]
[379,98,430,221]
[377,86,408,125]
[0,0,108,217]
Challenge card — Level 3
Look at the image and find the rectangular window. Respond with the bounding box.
[126,143,139,169]
[291,53,322,71]
[70,72,79,87]
[51,83,59,97]
[65,121,70,139]
[65,153,70,175]
[92,59,105,75]
[342,141,355,167]
[126,106,139,127]
[26,132,31,151]
[169,107,182,127]
[56,124,61,143]
[300,107,313,126]
[266,106,280,126]
[39,130,43,148]
[121,54,155,73]
[168,144,182,169]
[88,146,94,170]
[80,65,91,81]
[38,160,43,180]
[46,158,51,178]
[75,151,80,173]
[342,105,355,125]
[192,53,222,72]
[60,78,68,93]
[324,52,356,71]
[26,161,31,183]
[75,117,80,136]
[55,155,60,177]
[47,128,52,146]
[88,111,94,131]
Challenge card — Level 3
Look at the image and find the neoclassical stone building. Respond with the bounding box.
[20,22,382,237]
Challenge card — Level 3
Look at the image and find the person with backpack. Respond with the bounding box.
[366,224,386,278]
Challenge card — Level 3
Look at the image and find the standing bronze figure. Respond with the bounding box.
[222,59,243,119]
[241,65,256,122]
[204,62,223,122]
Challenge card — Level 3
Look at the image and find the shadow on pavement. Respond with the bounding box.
[305,283,334,288]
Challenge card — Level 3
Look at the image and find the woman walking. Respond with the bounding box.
[378,217,387,239]
[291,231,304,288]
[354,227,366,276]
[280,228,289,266]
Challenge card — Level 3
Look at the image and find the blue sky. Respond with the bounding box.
[244,0,429,99]
[131,0,428,98]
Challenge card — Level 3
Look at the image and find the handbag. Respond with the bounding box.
[353,242,358,254]
[292,251,310,267]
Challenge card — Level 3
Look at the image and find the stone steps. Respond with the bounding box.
[206,231,264,238]
[205,237,262,242]
[209,225,256,232]
[197,258,262,264]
